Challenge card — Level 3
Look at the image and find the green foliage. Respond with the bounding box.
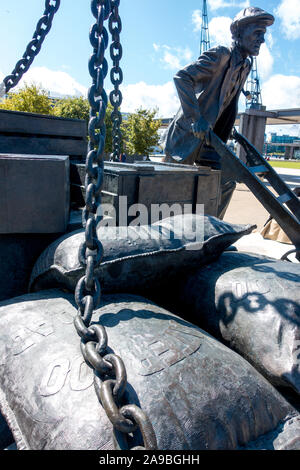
[53,98,115,154]
[104,102,114,154]
[52,95,90,121]
[122,108,161,156]
[0,83,160,159]
[53,96,115,154]
[0,83,53,115]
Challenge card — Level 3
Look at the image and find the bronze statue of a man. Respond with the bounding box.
[163,7,274,218]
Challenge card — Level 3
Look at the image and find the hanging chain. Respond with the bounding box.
[109,0,123,161]
[281,248,300,262]
[1,0,61,96]
[74,0,157,451]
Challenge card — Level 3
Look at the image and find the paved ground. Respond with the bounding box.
[223,167,300,262]
[223,167,300,231]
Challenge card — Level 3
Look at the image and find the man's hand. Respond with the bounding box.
[191,117,211,145]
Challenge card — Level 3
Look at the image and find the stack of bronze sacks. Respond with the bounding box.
[0,214,299,450]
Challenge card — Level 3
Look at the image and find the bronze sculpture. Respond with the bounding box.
[163,7,275,218]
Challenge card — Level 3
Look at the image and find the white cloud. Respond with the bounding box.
[257,43,274,81]
[1,65,179,119]
[120,81,180,118]
[275,0,300,40]
[209,16,233,46]
[266,31,274,49]
[256,30,274,81]
[261,74,300,109]
[153,44,193,70]
[13,67,87,98]
[163,51,183,70]
[266,124,300,137]
[208,0,250,10]
[192,10,202,32]
[239,74,300,136]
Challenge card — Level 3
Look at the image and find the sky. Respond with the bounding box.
[0,0,300,136]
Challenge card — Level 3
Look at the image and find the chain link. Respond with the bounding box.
[109,0,123,161]
[1,0,156,450]
[74,0,157,451]
[281,248,300,262]
[3,0,61,93]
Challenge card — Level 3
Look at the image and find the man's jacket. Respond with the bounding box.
[163,46,251,163]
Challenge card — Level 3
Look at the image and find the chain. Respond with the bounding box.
[281,248,300,262]
[109,0,123,161]
[2,0,61,94]
[74,0,157,451]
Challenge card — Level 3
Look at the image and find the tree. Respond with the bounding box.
[104,102,114,154]
[53,97,116,154]
[122,108,161,157]
[0,83,53,115]
[52,96,90,122]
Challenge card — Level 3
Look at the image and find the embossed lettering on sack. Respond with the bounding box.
[11,318,54,356]
[231,280,270,301]
[8,303,75,356]
[132,321,203,376]
[70,356,94,391]
[39,355,94,396]
[40,358,71,397]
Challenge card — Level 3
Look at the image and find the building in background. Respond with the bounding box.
[264,132,300,159]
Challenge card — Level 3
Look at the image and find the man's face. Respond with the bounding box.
[238,23,266,57]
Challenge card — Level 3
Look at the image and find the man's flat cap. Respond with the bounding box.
[231,7,275,35]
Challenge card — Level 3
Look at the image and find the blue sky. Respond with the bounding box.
[0,0,300,135]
